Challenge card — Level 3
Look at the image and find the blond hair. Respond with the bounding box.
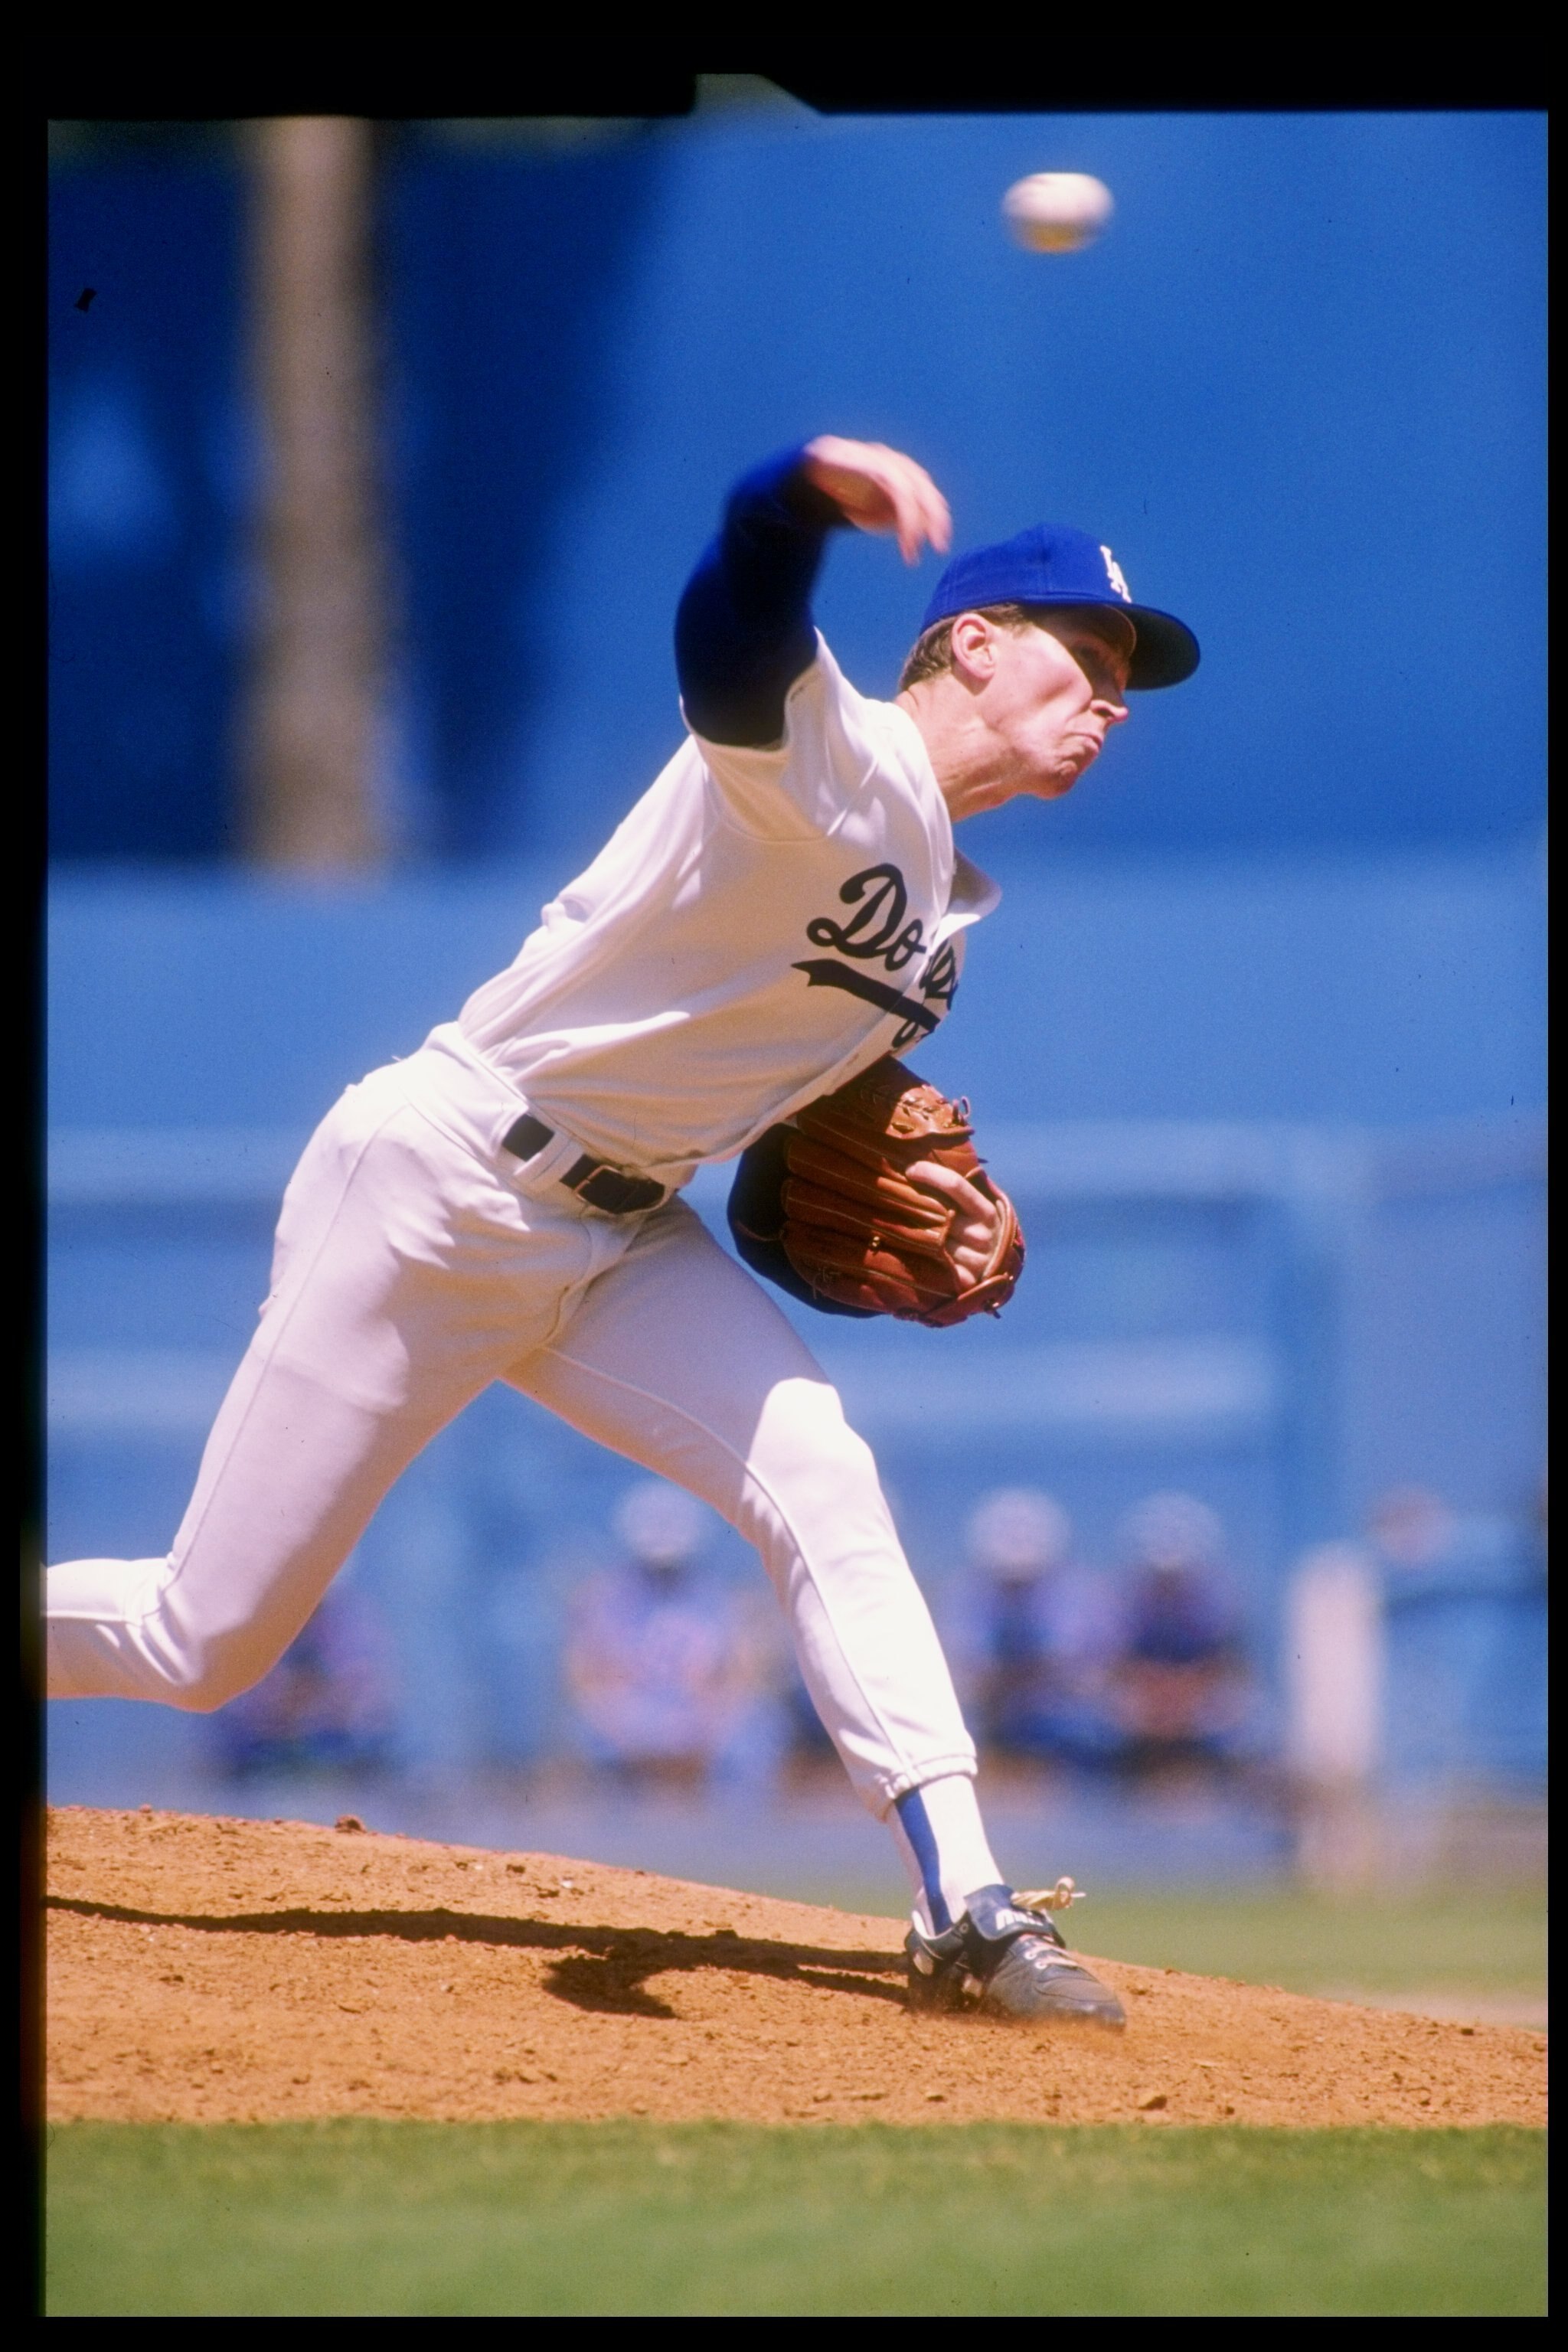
[897,602,1040,694]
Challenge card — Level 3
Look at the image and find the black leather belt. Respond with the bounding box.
[501,1112,665,1216]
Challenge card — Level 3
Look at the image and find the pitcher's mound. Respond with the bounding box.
[45,1808,1544,2128]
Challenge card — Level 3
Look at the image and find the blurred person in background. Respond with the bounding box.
[1366,1485,1459,1581]
[1366,1481,1544,1597]
[1358,1477,1547,1802]
[211,1569,394,1780]
[1103,1491,1259,1786]
[949,1488,1122,1775]
[564,1480,776,1789]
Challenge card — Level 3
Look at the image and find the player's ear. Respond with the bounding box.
[947,612,997,688]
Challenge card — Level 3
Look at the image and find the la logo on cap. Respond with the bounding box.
[917,520,1198,687]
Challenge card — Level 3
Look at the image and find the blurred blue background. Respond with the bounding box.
[46,101,1545,1900]
[49,107,1547,864]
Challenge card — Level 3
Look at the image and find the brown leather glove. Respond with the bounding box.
[727,1056,1025,1327]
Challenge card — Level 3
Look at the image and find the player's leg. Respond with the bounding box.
[46,1073,596,1710]
[514,1198,1127,2024]
[506,1196,1002,1929]
[44,1361,473,1710]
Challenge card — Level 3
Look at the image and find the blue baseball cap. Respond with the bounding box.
[920,524,1199,690]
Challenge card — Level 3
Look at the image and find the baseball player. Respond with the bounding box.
[46,436,1198,2026]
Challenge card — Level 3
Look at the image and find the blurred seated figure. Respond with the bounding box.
[1104,1491,1256,1782]
[1366,1484,1458,1581]
[565,1480,770,1788]
[953,1488,1122,1771]
[1365,1482,1540,1596]
[1362,1480,1547,1792]
[212,1573,394,1779]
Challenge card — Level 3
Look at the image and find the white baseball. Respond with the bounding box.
[1001,172,1115,254]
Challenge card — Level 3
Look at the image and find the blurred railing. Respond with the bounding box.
[47,1114,1544,1795]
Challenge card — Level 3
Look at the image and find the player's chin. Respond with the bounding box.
[1028,761,1092,803]
[1024,737,1101,799]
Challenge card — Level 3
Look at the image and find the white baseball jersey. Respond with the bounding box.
[453,635,999,1187]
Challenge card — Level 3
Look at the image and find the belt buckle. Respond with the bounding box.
[566,1156,664,1217]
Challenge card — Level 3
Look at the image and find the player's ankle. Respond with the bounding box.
[891,1772,1003,1933]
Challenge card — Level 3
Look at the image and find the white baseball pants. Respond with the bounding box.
[45,1027,985,1830]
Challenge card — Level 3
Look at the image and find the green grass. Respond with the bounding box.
[803,1883,1547,2006]
[47,2121,1545,2316]
[1063,1887,1547,2001]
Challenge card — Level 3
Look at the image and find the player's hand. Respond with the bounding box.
[906,1158,1002,1290]
[801,436,952,565]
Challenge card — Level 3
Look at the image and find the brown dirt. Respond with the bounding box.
[45,1807,1545,2128]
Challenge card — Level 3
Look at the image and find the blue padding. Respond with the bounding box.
[673,446,844,748]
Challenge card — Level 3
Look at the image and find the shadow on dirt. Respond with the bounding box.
[44,1896,908,2021]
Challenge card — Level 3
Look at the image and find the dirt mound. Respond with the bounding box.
[44,1808,1545,2128]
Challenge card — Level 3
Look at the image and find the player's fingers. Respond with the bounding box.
[872,467,929,565]
[907,466,952,555]
[881,457,950,563]
[907,1159,997,1223]
[882,451,951,555]
[805,443,950,561]
[825,445,947,562]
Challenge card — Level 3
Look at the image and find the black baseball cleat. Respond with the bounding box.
[905,1884,1127,2028]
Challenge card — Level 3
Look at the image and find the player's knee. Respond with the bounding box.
[767,1377,868,1466]
[749,1390,897,1550]
[814,1420,885,1517]
[147,1626,270,1713]
[159,1658,247,1713]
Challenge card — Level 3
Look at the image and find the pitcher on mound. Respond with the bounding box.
[47,436,1199,2024]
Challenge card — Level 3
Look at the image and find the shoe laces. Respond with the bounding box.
[1011,1935,1090,1976]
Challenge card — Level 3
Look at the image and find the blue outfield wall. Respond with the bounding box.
[45,854,1545,1799]
[46,842,1544,1132]
[50,111,1546,867]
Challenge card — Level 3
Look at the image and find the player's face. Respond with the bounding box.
[989,611,1133,801]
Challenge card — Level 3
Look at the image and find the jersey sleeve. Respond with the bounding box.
[674,446,845,750]
[689,634,898,840]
